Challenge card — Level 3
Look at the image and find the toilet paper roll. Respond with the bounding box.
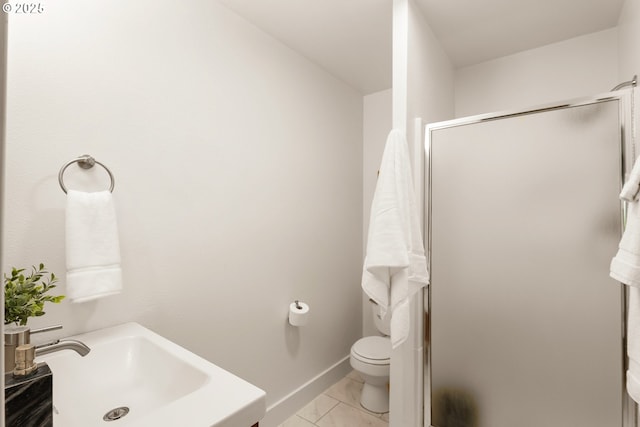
[289,301,310,326]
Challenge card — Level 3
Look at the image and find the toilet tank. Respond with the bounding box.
[370,299,391,336]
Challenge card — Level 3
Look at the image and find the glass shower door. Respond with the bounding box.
[427,97,626,427]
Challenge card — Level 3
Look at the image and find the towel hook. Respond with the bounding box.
[58,154,115,194]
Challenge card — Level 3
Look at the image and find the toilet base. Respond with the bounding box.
[360,381,389,414]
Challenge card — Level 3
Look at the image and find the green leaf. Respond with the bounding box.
[4,263,64,326]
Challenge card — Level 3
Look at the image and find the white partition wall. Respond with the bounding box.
[390,1,453,424]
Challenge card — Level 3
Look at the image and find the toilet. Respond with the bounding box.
[350,299,391,414]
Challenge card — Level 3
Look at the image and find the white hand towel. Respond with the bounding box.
[611,198,640,288]
[362,129,429,349]
[66,190,123,303]
[611,160,640,404]
[621,155,640,202]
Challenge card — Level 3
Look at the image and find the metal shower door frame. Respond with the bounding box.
[423,91,636,427]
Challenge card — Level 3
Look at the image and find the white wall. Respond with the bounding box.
[406,0,455,154]
[455,28,619,118]
[392,0,455,139]
[619,0,640,82]
[3,1,363,423]
[619,0,640,170]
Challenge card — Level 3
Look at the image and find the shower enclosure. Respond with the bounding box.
[425,92,635,426]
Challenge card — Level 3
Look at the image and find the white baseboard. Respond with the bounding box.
[259,356,352,427]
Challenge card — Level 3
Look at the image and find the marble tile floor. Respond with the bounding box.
[279,371,389,427]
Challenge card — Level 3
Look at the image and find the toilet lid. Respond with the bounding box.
[352,336,390,361]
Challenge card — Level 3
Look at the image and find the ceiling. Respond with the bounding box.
[218,0,625,95]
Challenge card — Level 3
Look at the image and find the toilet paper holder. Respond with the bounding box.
[294,300,302,310]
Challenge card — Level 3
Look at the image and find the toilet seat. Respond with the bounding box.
[351,336,390,365]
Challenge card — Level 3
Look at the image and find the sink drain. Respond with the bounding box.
[103,407,130,422]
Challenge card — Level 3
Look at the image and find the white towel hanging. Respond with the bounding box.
[362,129,429,348]
[66,190,123,303]
[611,155,640,404]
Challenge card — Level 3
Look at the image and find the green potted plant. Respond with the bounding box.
[4,263,65,326]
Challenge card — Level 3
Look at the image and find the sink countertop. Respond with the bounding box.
[36,322,266,427]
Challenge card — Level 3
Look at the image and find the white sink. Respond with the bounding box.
[35,322,265,427]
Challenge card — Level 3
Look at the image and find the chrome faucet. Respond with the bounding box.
[35,339,90,357]
[4,325,91,372]
[4,324,65,372]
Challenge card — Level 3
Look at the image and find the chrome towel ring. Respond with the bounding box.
[58,154,115,194]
